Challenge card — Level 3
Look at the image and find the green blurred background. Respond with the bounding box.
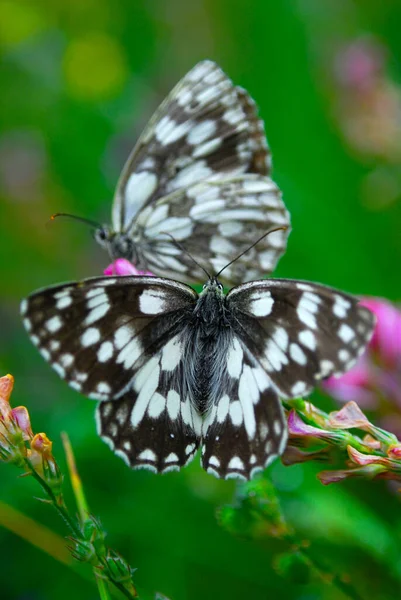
[1,1,401,599]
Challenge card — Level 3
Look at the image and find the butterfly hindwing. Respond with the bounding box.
[201,339,287,479]
[227,279,375,398]
[138,174,290,284]
[96,338,202,473]
[21,276,197,401]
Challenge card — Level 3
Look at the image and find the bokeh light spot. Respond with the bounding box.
[63,33,128,101]
[0,1,46,47]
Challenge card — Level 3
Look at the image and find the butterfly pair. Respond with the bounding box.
[21,61,375,480]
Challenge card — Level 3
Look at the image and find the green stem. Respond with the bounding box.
[96,574,112,600]
[23,457,82,538]
[61,433,113,600]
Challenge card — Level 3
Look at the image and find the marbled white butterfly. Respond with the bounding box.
[89,60,290,285]
[21,274,374,479]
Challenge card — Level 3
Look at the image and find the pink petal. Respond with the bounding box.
[360,297,401,366]
[11,406,32,439]
[329,401,371,430]
[287,410,335,439]
[104,259,154,277]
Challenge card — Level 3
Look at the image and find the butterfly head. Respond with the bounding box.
[201,277,224,296]
[94,226,138,263]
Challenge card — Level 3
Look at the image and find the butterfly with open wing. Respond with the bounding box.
[21,269,375,480]
[66,60,291,285]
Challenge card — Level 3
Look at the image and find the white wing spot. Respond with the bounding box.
[96,382,111,395]
[147,393,166,418]
[249,292,274,317]
[98,341,114,362]
[165,452,179,464]
[23,318,32,332]
[209,456,220,468]
[298,330,316,351]
[87,292,108,310]
[139,289,166,314]
[124,171,158,220]
[166,390,180,420]
[333,295,351,318]
[319,360,335,378]
[297,308,317,330]
[187,119,217,145]
[216,394,230,423]
[161,336,182,372]
[339,349,351,362]
[138,449,156,462]
[81,327,100,347]
[227,338,243,379]
[289,343,307,366]
[338,323,355,343]
[60,353,74,368]
[291,381,307,396]
[20,299,28,315]
[272,327,289,353]
[228,456,245,470]
[155,115,192,145]
[56,295,72,310]
[229,401,243,426]
[116,337,142,369]
[46,316,63,332]
[273,420,282,435]
[131,359,160,427]
[238,367,257,439]
[85,303,110,326]
[114,325,133,349]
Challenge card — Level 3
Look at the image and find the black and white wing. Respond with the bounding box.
[112,60,271,233]
[137,174,290,285]
[227,279,375,398]
[96,337,202,473]
[20,276,197,401]
[21,276,202,472]
[201,337,287,480]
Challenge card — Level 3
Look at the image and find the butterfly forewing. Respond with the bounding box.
[227,279,375,398]
[21,276,197,401]
[113,60,271,232]
[138,174,290,284]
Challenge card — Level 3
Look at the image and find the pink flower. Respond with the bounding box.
[104,259,154,277]
[323,298,401,417]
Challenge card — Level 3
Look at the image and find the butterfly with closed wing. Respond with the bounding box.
[62,60,291,285]
[21,264,375,480]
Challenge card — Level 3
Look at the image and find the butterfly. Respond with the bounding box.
[21,273,374,480]
[87,60,290,285]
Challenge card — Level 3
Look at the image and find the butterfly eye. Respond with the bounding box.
[202,283,207,289]
[218,283,223,291]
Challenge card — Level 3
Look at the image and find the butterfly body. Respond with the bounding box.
[21,273,375,479]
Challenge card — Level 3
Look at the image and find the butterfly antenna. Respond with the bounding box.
[215,226,289,279]
[48,212,103,230]
[161,232,211,280]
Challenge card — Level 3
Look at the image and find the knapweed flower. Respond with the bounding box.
[104,258,154,277]
[283,400,401,486]
[323,298,401,433]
